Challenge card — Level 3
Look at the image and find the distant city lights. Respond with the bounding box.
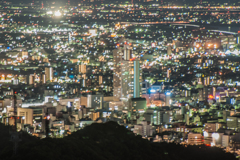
[54,11,62,16]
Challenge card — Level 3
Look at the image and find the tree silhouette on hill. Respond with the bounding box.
[0,122,237,160]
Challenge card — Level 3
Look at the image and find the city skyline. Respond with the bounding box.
[0,0,240,159]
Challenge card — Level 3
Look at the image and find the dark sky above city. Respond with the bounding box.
[6,0,240,4]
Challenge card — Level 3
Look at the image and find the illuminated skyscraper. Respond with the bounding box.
[29,74,34,85]
[121,60,142,100]
[42,74,46,84]
[45,67,53,82]
[165,91,171,107]
[113,42,142,108]
[134,60,141,98]
[99,75,103,85]
[113,48,122,102]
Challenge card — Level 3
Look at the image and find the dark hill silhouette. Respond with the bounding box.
[0,121,237,160]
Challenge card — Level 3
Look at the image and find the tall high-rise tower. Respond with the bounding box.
[134,60,141,98]
[113,41,142,108]
[45,67,53,82]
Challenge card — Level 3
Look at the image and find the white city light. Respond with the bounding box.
[203,131,208,137]
[150,89,156,93]
[166,92,171,96]
[212,133,219,140]
[54,11,61,16]
[46,11,53,14]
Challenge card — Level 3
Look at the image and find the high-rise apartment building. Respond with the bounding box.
[113,42,142,108]
[45,67,53,82]
[99,75,103,85]
[113,48,123,102]
[29,74,35,85]
[42,74,46,84]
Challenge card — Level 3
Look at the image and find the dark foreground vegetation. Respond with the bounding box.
[0,122,237,160]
